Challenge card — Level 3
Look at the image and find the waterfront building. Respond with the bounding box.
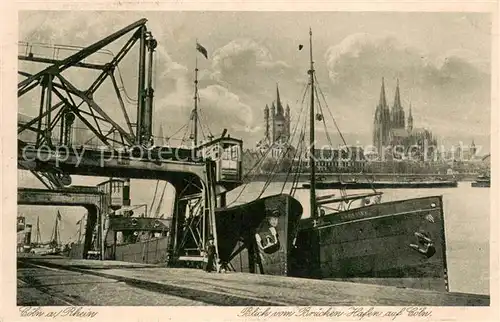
[373,78,438,161]
[255,84,293,159]
[291,146,366,173]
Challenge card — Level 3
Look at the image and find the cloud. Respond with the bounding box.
[325,33,489,90]
[18,13,303,147]
[323,33,490,141]
[198,85,254,132]
[19,13,269,146]
[210,39,296,98]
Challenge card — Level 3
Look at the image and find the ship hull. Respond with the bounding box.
[215,194,303,275]
[302,181,458,189]
[471,180,490,188]
[84,194,449,292]
[290,195,449,292]
[104,194,304,275]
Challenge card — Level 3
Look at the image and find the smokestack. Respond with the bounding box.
[123,178,131,206]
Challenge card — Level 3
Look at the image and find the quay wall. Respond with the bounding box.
[245,173,479,182]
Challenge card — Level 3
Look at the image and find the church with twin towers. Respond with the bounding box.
[373,78,437,159]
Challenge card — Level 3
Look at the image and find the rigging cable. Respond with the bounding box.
[279,90,310,194]
[257,100,308,199]
[149,180,160,215]
[164,123,188,145]
[154,181,168,218]
[226,81,310,206]
[197,95,214,140]
[314,74,377,193]
[289,113,309,197]
[225,137,279,207]
[256,81,310,198]
[115,64,138,104]
[281,129,305,195]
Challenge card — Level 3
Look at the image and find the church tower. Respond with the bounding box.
[273,84,287,142]
[470,140,476,158]
[260,84,292,151]
[391,79,405,129]
[264,104,270,141]
[407,103,413,132]
[373,77,391,156]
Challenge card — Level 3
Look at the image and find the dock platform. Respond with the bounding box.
[17,256,489,306]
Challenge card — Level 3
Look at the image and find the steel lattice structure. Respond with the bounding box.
[18,19,157,188]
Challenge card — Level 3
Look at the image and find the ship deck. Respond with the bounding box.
[17,255,489,306]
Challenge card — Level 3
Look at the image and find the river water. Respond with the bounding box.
[226,181,490,295]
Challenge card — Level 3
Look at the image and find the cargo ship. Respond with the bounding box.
[70,22,450,292]
[223,28,449,291]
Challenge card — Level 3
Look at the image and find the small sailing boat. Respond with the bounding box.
[28,213,62,255]
[46,211,63,255]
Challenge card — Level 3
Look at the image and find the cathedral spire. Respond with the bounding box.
[276,83,284,115]
[379,77,388,109]
[393,78,402,110]
[407,102,413,131]
[391,78,405,128]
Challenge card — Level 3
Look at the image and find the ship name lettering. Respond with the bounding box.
[357,211,368,218]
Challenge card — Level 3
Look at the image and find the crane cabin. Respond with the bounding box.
[97,178,129,210]
[196,137,243,184]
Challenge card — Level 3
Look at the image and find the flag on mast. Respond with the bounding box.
[196,42,208,59]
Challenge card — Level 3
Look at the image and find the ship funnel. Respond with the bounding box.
[123,178,131,206]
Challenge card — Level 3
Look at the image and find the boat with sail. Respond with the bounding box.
[24,214,63,256]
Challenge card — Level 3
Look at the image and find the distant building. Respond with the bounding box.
[242,148,262,175]
[373,78,437,161]
[292,146,366,173]
[255,84,293,159]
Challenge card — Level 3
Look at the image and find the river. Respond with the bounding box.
[226,181,490,295]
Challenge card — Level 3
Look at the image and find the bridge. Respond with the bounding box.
[18,187,104,258]
[17,18,244,265]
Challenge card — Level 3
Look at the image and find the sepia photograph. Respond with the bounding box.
[7,7,495,312]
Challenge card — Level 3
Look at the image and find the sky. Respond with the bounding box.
[17,11,493,243]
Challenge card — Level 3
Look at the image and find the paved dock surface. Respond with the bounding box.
[17,256,489,306]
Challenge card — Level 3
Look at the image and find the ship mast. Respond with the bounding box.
[50,212,60,247]
[35,216,41,245]
[308,28,317,220]
[191,43,200,147]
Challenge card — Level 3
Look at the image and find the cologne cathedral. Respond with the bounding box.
[373,78,437,160]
